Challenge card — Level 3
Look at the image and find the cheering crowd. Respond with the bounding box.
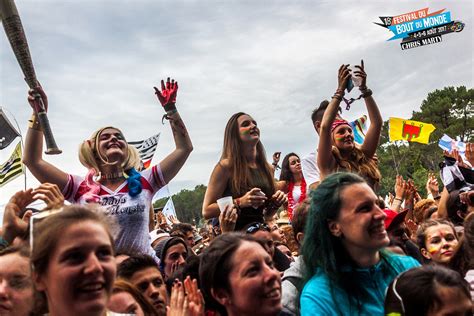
[1,62,473,316]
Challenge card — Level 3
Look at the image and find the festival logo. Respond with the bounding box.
[375,8,465,50]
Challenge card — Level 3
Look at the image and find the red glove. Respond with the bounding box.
[154,77,178,112]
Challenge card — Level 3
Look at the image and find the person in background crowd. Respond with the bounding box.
[202,112,287,231]
[317,62,382,191]
[416,219,459,266]
[244,222,291,272]
[384,265,472,316]
[31,205,116,316]
[108,279,161,316]
[300,173,419,315]
[0,246,34,316]
[281,200,310,315]
[23,79,193,259]
[170,223,196,248]
[149,229,170,249]
[199,233,283,316]
[275,242,294,263]
[117,254,168,314]
[300,101,341,190]
[154,237,189,281]
[277,153,307,221]
[384,209,424,263]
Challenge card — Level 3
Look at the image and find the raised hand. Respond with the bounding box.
[154,77,178,110]
[353,59,367,88]
[466,143,474,166]
[272,152,281,165]
[394,175,407,200]
[2,189,36,244]
[27,82,48,113]
[337,64,351,92]
[33,183,64,211]
[425,173,439,198]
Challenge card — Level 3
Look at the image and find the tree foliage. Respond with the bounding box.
[377,86,473,197]
[153,184,207,225]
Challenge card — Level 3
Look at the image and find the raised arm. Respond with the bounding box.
[22,86,69,189]
[317,64,351,179]
[154,78,193,184]
[356,60,383,159]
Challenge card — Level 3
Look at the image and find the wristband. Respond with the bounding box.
[234,198,241,209]
[332,93,343,101]
[163,102,177,113]
[28,114,42,131]
[361,89,373,98]
[394,197,403,202]
[433,195,441,200]
[0,236,9,249]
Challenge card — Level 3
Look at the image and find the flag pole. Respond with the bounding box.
[1,106,26,190]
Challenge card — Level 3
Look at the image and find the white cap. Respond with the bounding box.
[149,230,170,244]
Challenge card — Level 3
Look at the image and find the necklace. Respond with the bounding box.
[287,177,306,221]
[100,171,125,180]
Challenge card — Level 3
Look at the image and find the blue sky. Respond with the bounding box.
[1,0,472,208]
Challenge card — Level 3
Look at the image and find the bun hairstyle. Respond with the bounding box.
[78,126,143,201]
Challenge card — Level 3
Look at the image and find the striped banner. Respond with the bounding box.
[0,142,23,187]
[128,133,160,169]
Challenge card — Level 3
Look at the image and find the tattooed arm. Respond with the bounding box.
[154,78,193,184]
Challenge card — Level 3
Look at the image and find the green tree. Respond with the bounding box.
[153,184,207,225]
[377,86,473,198]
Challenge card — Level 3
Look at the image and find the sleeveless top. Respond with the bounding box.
[223,167,274,231]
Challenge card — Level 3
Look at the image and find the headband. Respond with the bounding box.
[331,119,350,133]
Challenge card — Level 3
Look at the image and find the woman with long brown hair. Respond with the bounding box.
[317,61,382,191]
[202,112,287,231]
[276,152,306,221]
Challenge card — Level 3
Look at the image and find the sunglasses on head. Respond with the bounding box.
[246,223,270,234]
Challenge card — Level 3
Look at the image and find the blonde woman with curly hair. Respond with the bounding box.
[23,78,193,259]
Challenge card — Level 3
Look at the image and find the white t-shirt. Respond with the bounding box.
[62,165,166,259]
[301,151,320,189]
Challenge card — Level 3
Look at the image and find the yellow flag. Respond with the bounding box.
[389,117,436,144]
[0,142,24,187]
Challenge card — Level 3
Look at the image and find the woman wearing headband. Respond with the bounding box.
[317,61,382,191]
[23,78,193,258]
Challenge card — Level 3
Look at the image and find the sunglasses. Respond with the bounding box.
[246,223,270,234]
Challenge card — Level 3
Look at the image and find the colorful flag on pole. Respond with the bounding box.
[0,108,20,150]
[438,134,466,154]
[128,133,160,169]
[350,115,368,145]
[389,117,436,144]
[0,142,24,187]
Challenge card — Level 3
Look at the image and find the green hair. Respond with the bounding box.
[301,172,398,315]
[301,172,365,282]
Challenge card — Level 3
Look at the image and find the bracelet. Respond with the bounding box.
[361,89,373,98]
[28,114,42,131]
[335,88,345,96]
[433,195,441,200]
[359,85,368,91]
[0,236,9,249]
[394,197,403,202]
[332,93,343,101]
[234,198,241,209]
[163,102,177,112]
